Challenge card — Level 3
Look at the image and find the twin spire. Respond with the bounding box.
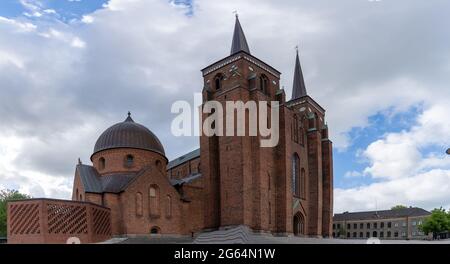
[291,49,308,100]
[230,15,250,55]
[229,15,307,100]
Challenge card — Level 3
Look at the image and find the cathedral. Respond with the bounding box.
[7,16,333,243]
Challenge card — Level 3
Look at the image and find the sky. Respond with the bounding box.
[0,0,449,213]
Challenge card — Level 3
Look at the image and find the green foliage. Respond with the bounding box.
[391,205,408,210]
[338,227,346,238]
[418,207,450,236]
[0,189,31,237]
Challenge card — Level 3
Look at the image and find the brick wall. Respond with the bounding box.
[91,148,167,176]
[7,199,111,244]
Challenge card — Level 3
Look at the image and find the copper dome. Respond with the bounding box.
[92,113,165,157]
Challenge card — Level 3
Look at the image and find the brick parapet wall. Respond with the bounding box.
[7,198,111,244]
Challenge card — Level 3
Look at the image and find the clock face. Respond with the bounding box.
[299,107,306,112]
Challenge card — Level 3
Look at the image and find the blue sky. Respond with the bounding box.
[0,0,107,20]
[0,0,449,213]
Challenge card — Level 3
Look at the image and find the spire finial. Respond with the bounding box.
[230,14,250,55]
[125,111,134,122]
[78,158,82,165]
[291,47,307,100]
[233,10,238,18]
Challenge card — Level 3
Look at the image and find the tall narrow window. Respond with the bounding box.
[136,192,143,216]
[314,113,319,129]
[155,160,162,170]
[259,74,269,94]
[214,73,224,90]
[300,126,305,145]
[293,115,299,143]
[125,154,134,168]
[166,195,172,218]
[99,157,105,170]
[292,154,300,196]
[300,168,306,199]
[149,185,160,217]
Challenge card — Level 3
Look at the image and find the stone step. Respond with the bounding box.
[194,225,250,244]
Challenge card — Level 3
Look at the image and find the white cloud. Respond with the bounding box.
[0,16,37,32]
[81,15,94,24]
[0,50,25,69]
[335,169,450,213]
[19,0,41,12]
[71,37,86,48]
[0,0,449,208]
[37,28,86,48]
[335,103,450,212]
[344,170,363,178]
[43,9,57,15]
[363,104,450,180]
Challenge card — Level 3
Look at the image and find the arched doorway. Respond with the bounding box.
[293,212,305,236]
[150,226,160,235]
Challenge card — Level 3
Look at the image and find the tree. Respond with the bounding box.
[338,226,347,238]
[418,207,450,239]
[0,189,31,237]
[391,205,408,210]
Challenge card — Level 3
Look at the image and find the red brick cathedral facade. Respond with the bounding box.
[7,17,333,243]
[72,16,334,237]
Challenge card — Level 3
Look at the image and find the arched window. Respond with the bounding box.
[314,113,319,129]
[136,192,143,216]
[125,154,134,168]
[292,115,299,143]
[259,74,269,94]
[373,231,378,237]
[99,157,105,170]
[292,154,300,196]
[149,185,160,217]
[300,124,305,145]
[197,163,201,173]
[79,194,83,201]
[155,160,162,170]
[165,195,172,218]
[300,168,306,199]
[76,189,79,201]
[150,226,160,234]
[214,73,224,90]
